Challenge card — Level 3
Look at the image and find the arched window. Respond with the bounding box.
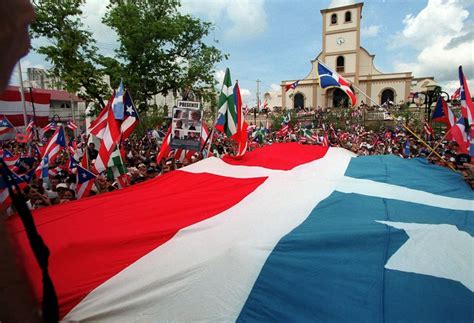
[345,11,351,22]
[336,56,345,73]
[331,14,337,24]
[293,93,305,110]
[381,89,395,105]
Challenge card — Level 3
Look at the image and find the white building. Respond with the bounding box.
[280,2,435,110]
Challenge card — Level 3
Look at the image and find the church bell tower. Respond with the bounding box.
[320,2,363,85]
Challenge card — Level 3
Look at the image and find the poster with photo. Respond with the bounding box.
[170,101,203,151]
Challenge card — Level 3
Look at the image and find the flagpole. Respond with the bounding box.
[426,127,452,159]
[402,124,456,170]
[70,92,77,138]
[17,60,28,130]
[204,78,228,157]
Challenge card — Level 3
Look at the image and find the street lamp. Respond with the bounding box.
[411,85,450,122]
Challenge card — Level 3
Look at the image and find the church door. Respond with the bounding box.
[381,89,395,105]
[293,93,305,110]
[332,88,349,108]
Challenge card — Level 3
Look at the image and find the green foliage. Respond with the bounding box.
[102,0,226,111]
[133,108,167,137]
[30,0,110,107]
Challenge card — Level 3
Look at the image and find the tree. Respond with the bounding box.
[31,0,110,108]
[103,0,226,111]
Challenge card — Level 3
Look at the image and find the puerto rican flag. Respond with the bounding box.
[284,80,300,92]
[112,81,125,120]
[0,87,50,127]
[459,66,474,136]
[6,143,472,322]
[89,95,115,139]
[42,121,57,133]
[0,115,15,135]
[451,87,461,101]
[67,120,78,131]
[0,164,27,208]
[450,117,470,153]
[431,96,456,140]
[93,104,121,174]
[2,150,20,170]
[276,123,289,137]
[120,91,139,139]
[40,126,67,163]
[35,155,50,179]
[317,61,357,107]
[75,165,96,199]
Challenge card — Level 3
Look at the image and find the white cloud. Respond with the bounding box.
[214,69,226,85]
[361,25,380,38]
[439,79,474,96]
[181,0,266,40]
[270,83,280,92]
[394,0,468,48]
[81,0,118,52]
[392,0,474,85]
[240,88,252,101]
[329,0,355,9]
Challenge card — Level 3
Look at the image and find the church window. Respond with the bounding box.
[345,11,351,22]
[293,93,305,110]
[381,89,395,105]
[336,56,345,73]
[331,14,337,25]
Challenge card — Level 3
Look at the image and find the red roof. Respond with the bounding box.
[6,85,83,102]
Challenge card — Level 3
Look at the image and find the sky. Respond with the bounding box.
[13,0,474,107]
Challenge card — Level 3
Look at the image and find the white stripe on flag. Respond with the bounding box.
[76,183,88,199]
[0,101,49,116]
[103,126,115,151]
[64,148,355,321]
[335,177,472,211]
[120,117,134,133]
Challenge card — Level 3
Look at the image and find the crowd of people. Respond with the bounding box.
[1,110,473,215]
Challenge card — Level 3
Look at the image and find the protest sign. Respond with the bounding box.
[170,101,203,150]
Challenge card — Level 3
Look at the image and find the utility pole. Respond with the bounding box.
[28,87,40,141]
[255,79,260,125]
[17,60,28,128]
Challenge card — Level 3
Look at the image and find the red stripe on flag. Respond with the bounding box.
[222,142,329,170]
[0,89,51,104]
[6,171,267,319]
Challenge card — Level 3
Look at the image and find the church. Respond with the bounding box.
[274,2,435,110]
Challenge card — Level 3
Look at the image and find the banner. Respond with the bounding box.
[0,86,51,127]
[170,101,203,151]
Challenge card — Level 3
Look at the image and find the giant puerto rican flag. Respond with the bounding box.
[0,86,51,127]
[6,143,473,322]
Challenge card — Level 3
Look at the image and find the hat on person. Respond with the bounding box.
[56,183,68,190]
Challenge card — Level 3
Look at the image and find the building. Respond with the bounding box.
[280,2,435,110]
[26,67,64,90]
[3,85,86,129]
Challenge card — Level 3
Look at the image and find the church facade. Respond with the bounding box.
[277,2,431,110]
